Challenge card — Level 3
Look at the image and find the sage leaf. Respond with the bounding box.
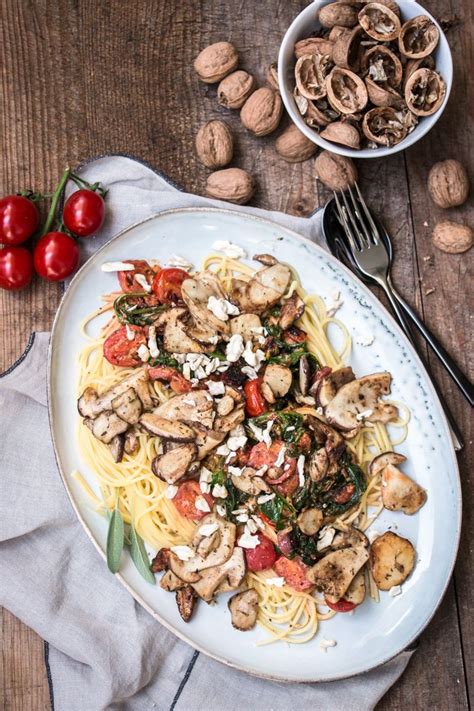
[130,524,156,585]
[106,506,124,573]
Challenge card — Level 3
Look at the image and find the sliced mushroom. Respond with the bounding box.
[369,451,406,477]
[216,395,235,416]
[299,355,311,396]
[139,415,196,442]
[160,570,186,592]
[191,546,246,602]
[90,370,149,415]
[358,2,401,42]
[134,378,156,410]
[331,527,369,551]
[297,508,324,536]
[327,67,368,115]
[232,467,271,495]
[77,387,99,418]
[228,589,259,631]
[167,553,201,584]
[91,411,129,444]
[253,253,277,266]
[263,364,292,399]
[234,263,291,314]
[399,15,439,59]
[194,427,226,459]
[109,434,125,463]
[324,372,397,431]
[156,307,205,354]
[339,567,366,605]
[370,531,416,590]
[214,404,245,433]
[308,447,329,482]
[404,68,446,117]
[152,443,197,484]
[171,516,237,583]
[176,586,197,622]
[111,387,142,425]
[152,390,215,429]
[151,547,171,573]
[279,293,305,329]
[181,272,231,336]
[307,545,369,600]
[370,453,427,514]
[124,430,139,455]
[362,107,417,147]
[313,366,355,407]
[230,313,262,340]
[192,526,221,559]
[295,53,332,101]
[307,416,345,456]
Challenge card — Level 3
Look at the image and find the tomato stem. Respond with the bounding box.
[70,173,108,198]
[39,167,72,237]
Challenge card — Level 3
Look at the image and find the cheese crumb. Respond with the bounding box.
[198,522,219,537]
[389,585,402,597]
[147,325,159,358]
[125,324,135,341]
[356,409,373,421]
[171,545,194,561]
[165,485,178,499]
[297,455,305,487]
[257,493,275,504]
[134,273,152,292]
[195,496,211,513]
[207,296,239,321]
[266,577,285,587]
[207,380,225,396]
[212,240,247,259]
[101,261,134,272]
[166,254,193,270]
[137,344,150,362]
[319,638,337,652]
[238,532,260,549]
[226,334,245,362]
[216,504,226,517]
[227,435,248,451]
[212,484,228,499]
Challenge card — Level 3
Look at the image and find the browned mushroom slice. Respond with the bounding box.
[295,53,332,101]
[399,15,439,59]
[299,355,311,396]
[152,443,197,484]
[152,390,215,429]
[307,546,369,600]
[216,395,235,417]
[382,463,426,514]
[181,272,230,336]
[369,451,406,477]
[337,567,366,605]
[308,447,329,482]
[191,547,246,602]
[157,308,205,354]
[295,37,334,61]
[327,67,368,115]
[404,68,446,117]
[331,527,369,551]
[109,434,125,463]
[362,107,417,147]
[370,531,416,590]
[139,414,196,442]
[279,293,305,329]
[313,366,355,406]
[111,387,142,425]
[214,404,245,433]
[230,313,262,340]
[171,516,237,582]
[228,589,259,631]
[324,371,397,431]
[134,378,155,411]
[151,547,171,573]
[403,56,435,90]
[262,364,292,400]
[176,586,198,622]
[332,25,363,71]
[124,430,139,455]
[320,121,361,149]
[244,263,292,313]
[297,508,324,536]
[91,411,129,444]
[160,570,186,592]
[306,416,345,455]
[364,80,404,109]
[362,46,403,87]
[77,387,99,418]
[253,253,277,266]
[231,467,271,495]
[195,428,226,460]
[358,3,401,42]
[167,553,201,584]
[92,370,149,414]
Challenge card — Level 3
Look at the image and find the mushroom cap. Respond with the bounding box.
[370,531,416,590]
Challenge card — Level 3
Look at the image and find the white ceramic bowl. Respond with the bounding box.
[278,0,453,159]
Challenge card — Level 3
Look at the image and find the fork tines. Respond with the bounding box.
[333,183,380,252]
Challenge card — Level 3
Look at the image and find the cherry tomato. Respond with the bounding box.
[34,232,79,281]
[0,247,34,290]
[152,268,188,304]
[275,471,299,496]
[63,189,105,237]
[276,531,294,557]
[297,431,312,454]
[118,260,156,293]
[148,365,192,393]
[331,483,356,504]
[103,325,147,367]
[244,378,267,417]
[274,556,314,592]
[248,440,296,481]
[172,481,213,520]
[0,196,39,246]
[325,598,356,613]
[244,534,278,572]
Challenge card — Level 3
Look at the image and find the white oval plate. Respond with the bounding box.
[48,207,461,682]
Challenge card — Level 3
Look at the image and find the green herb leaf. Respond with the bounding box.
[106,505,125,573]
[259,490,295,529]
[113,292,166,326]
[129,524,156,585]
[211,470,226,487]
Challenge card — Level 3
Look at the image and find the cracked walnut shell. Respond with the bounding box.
[218,70,256,109]
[362,107,417,146]
[320,121,361,149]
[275,123,317,162]
[327,67,368,114]
[428,160,469,208]
[195,120,233,168]
[399,15,439,59]
[240,88,283,136]
[206,168,255,204]
[332,26,364,72]
[432,222,473,254]
[362,46,403,88]
[358,3,401,42]
[294,37,334,61]
[314,150,358,190]
[295,53,333,101]
[194,42,238,83]
[404,68,446,116]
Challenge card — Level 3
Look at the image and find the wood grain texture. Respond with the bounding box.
[0,1,471,709]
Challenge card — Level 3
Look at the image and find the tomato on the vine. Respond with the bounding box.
[152,268,188,304]
[0,196,39,246]
[33,232,80,282]
[63,189,105,237]
[0,247,34,290]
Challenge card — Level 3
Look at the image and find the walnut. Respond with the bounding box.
[266,63,280,92]
[432,222,473,254]
[318,3,359,29]
[320,121,361,149]
[295,53,333,101]
[314,151,358,190]
[365,79,403,108]
[362,46,403,88]
[194,42,238,83]
[403,56,435,90]
[399,16,439,59]
[404,68,446,116]
[206,168,255,204]
[294,89,340,127]
[326,67,368,114]
[218,70,256,109]
[332,26,363,71]
[428,160,469,208]
[362,107,417,146]
[240,88,283,136]
[358,3,401,42]
[275,123,317,163]
[295,37,334,61]
[195,120,233,168]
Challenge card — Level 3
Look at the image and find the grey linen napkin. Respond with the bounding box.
[0,156,413,711]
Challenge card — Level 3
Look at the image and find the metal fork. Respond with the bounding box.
[333,184,473,449]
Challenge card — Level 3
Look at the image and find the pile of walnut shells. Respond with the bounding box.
[293,1,446,150]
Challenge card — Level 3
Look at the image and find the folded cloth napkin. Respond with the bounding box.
[0,155,413,711]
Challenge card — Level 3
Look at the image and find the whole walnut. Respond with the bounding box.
[194,42,238,83]
[218,70,256,109]
[318,2,359,29]
[432,221,472,254]
[206,168,255,204]
[314,150,358,190]
[428,160,469,208]
[240,88,283,136]
[275,124,317,163]
[195,120,233,168]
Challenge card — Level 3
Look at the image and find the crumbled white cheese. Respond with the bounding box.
[134,273,152,292]
[250,326,268,336]
[216,443,230,456]
[317,526,336,551]
[266,577,285,587]
[356,409,373,421]
[228,466,243,477]
[216,504,226,517]
[101,261,134,272]
[245,518,258,534]
[238,532,260,549]
[194,366,206,380]
[254,466,268,477]
[320,638,337,652]
[212,240,247,259]
[252,515,265,530]
[367,529,382,544]
[195,496,211,513]
[230,424,245,438]
[165,485,178,499]
[297,455,305,487]
[356,332,375,347]
[198,522,219,537]
[182,363,192,380]
[236,513,249,523]
[241,365,259,380]
[171,545,194,561]
[226,334,245,362]
[125,324,135,341]
[212,484,228,499]
[207,296,239,321]
[199,466,212,483]
[274,446,286,468]
[205,358,220,375]
[326,290,343,317]
[147,325,159,358]
[137,344,150,362]
[262,420,274,447]
[286,426,295,432]
[165,254,193,270]
[227,435,248,451]
[389,585,402,597]
[200,482,211,494]
[242,340,265,369]
[257,493,275,504]
[316,406,324,416]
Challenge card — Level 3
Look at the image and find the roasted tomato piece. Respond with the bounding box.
[243,534,278,572]
[118,260,156,293]
[276,531,294,556]
[297,431,312,454]
[275,472,299,496]
[249,440,297,482]
[172,481,213,520]
[325,598,356,613]
[244,378,267,417]
[152,268,188,304]
[103,325,147,367]
[274,556,313,591]
[282,326,307,344]
[148,365,192,394]
[331,482,356,504]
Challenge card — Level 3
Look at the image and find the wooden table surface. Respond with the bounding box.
[1,1,472,709]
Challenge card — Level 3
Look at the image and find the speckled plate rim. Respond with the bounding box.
[47,206,462,683]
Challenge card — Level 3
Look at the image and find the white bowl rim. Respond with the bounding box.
[278,0,453,159]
